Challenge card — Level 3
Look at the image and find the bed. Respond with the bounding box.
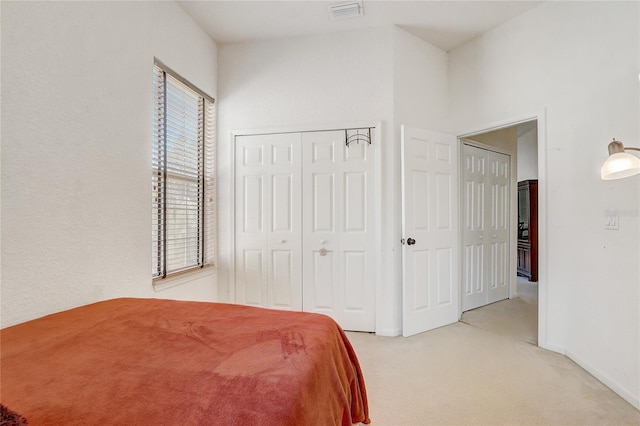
[0,298,370,425]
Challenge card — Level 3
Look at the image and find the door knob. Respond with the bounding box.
[279,239,286,244]
[407,238,416,245]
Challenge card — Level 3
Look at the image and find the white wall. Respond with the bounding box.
[468,127,517,154]
[1,1,219,327]
[393,27,449,131]
[449,1,640,408]
[217,26,448,335]
[518,127,538,181]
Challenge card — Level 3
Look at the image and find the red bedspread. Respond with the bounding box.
[0,298,370,425]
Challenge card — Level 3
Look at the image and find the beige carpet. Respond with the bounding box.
[347,280,640,425]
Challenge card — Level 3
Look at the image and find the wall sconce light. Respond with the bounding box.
[600,139,640,180]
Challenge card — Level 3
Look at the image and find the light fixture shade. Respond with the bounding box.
[601,151,640,180]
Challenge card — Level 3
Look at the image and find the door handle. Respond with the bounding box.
[407,238,416,246]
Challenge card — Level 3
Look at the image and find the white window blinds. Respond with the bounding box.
[152,62,215,279]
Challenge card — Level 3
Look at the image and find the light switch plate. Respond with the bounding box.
[604,213,619,230]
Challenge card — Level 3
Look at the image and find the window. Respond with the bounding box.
[152,60,215,280]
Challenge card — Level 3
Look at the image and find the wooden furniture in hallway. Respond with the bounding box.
[517,179,538,281]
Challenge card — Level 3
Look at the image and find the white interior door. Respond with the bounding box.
[235,133,302,310]
[302,130,376,332]
[461,143,510,311]
[487,150,510,304]
[401,126,458,337]
[461,144,487,311]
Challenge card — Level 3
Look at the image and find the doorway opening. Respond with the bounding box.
[459,119,539,345]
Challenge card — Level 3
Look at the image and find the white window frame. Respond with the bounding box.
[152,59,216,282]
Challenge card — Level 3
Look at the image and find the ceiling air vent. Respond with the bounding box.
[328,1,364,21]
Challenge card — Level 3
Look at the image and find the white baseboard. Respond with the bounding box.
[376,327,402,337]
[565,350,640,411]
[539,340,566,355]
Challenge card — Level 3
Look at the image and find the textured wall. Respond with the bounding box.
[1,1,219,327]
[449,1,640,408]
[517,127,539,181]
[217,27,449,335]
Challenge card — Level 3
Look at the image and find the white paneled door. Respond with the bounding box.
[301,130,376,332]
[461,143,510,312]
[401,126,458,337]
[235,130,376,332]
[235,133,302,310]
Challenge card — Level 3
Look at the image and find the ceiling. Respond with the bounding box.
[178,0,543,52]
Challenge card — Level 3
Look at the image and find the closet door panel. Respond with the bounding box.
[310,250,335,309]
[241,249,264,305]
[304,133,340,316]
[311,173,335,232]
[461,144,488,311]
[344,251,367,310]
[271,250,294,307]
[487,151,510,303]
[344,172,366,232]
[302,130,375,332]
[235,129,376,332]
[242,175,263,233]
[461,144,511,311]
[235,133,302,310]
[271,174,293,232]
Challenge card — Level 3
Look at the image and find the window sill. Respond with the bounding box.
[152,265,216,292]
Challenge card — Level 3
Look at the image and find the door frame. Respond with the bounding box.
[458,139,513,312]
[457,110,548,350]
[230,121,382,332]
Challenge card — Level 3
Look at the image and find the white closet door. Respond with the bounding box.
[401,126,458,337]
[487,151,510,304]
[301,130,376,332]
[235,133,302,310]
[461,144,488,311]
[461,143,510,311]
